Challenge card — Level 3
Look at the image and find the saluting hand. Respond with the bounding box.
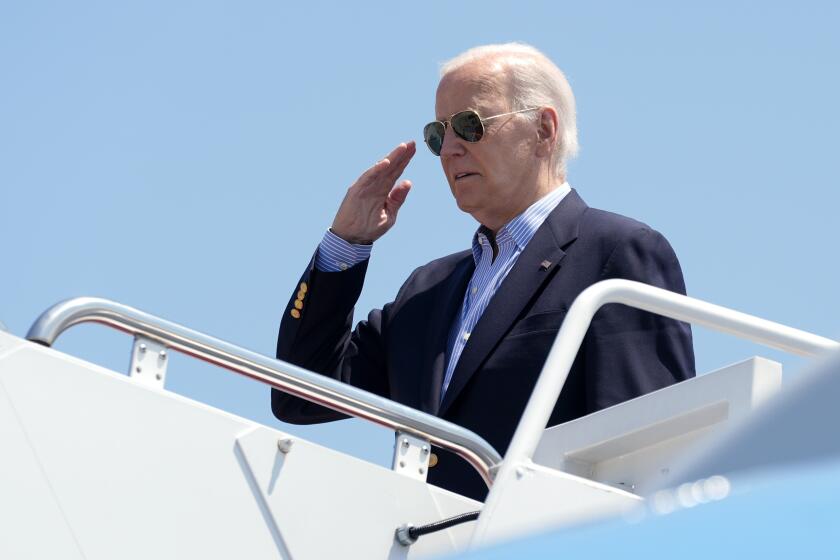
[330,141,416,244]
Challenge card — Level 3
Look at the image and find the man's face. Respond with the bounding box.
[434,61,540,231]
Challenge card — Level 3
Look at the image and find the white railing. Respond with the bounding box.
[25,282,839,510]
[26,297,503,485]
[475,279,838,542]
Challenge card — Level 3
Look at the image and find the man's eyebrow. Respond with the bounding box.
[435,106,481,121]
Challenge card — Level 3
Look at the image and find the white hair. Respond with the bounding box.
[440,43,579,177]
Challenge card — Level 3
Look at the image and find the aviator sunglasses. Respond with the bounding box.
[423,107,539,156]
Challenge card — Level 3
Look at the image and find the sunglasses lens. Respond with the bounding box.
[452,111,484,142]
[423,121,445,156]
[423,111,484,156]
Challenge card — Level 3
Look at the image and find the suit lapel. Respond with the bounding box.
[438,190,588,416]
[418,254,474,414]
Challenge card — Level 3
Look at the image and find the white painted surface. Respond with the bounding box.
[236,427,479,559]
[0,340,281,559]
[0,329,26,358]
[533,357,782,495]
[0,332,479,559]
[0,364,86,560]
[470,461,641,548]
[665,347,840,488]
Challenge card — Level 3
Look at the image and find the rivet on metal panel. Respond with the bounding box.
[277,438,294,453]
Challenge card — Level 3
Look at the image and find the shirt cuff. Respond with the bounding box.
[314,229,373,272]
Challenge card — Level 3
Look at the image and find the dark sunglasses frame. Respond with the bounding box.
[423,107,539,156]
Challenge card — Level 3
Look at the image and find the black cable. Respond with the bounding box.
[396,510,481,545]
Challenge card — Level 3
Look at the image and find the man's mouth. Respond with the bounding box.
[454,172,479,181]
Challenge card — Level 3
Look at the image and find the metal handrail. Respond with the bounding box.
[472,279,840,544]
[482,279,839,519]
[26,297,502,486]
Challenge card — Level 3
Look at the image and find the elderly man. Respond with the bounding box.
[272,43,695,501]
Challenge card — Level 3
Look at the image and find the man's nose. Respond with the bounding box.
[439,127,466,158]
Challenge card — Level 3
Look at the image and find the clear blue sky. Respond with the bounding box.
[2,0,838,512]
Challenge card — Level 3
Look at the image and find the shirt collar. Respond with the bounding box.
[471,182,571,264]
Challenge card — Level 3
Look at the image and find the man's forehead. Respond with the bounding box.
[435,69,508,118]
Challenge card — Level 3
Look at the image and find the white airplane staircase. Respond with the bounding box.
[1,280,836,559]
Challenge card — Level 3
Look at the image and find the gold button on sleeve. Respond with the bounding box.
[299,282,308,293]
[290,309,301,319]
[294,299,303,310]
[428,453,438,468]
[297,290,306,300]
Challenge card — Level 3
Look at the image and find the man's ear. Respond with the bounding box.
[535,107,559,157]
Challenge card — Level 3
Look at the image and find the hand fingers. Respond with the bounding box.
[385,180,412,215]
[352,141,416,192]
[354,157,391,185]
[389,179,412,204]
[367,141,416,187]
[382,141,416,184]
[384,140,416,167]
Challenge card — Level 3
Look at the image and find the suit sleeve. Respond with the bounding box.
[583,227,696,412]
[271,253,391,424]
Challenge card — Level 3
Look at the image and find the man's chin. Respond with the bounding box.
[454,199,491,226]
[452,182,484,206]
[452,193,477,214]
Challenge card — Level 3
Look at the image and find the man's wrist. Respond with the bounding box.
[314,229,373,272]
[328,228,373,246]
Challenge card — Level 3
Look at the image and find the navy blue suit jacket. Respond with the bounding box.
[272,190,695,501]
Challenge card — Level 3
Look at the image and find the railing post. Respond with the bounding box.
[129,336,169,388]
[392,432,432,482]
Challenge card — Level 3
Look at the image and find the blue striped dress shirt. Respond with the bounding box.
[315,183,572,400]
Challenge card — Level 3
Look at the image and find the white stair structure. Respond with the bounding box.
[0,329,481,559]
[1,280,837,559]
[535,356,782,496]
